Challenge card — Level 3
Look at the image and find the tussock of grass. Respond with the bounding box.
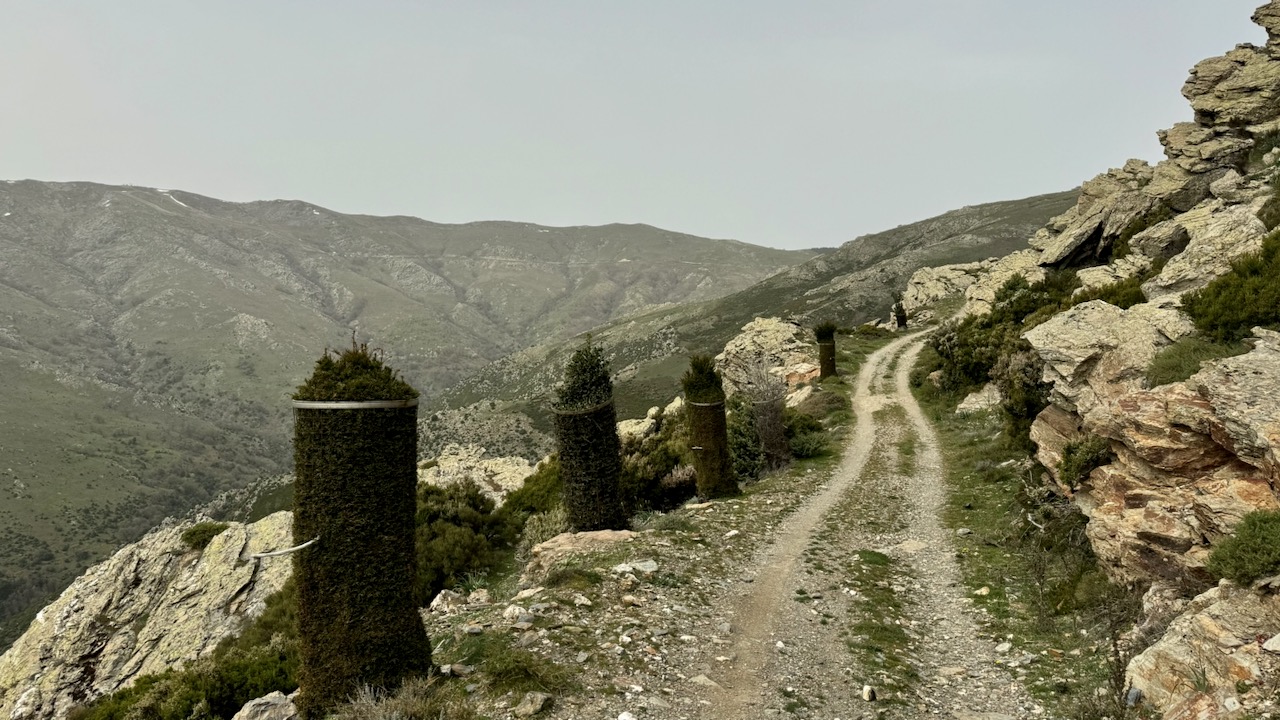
[1146,336,1249,387]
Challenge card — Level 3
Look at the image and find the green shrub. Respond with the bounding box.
[331,675,476,720]
[554,340,612,411]
[1071,276,1147,309]
[1182,230,1280,342]
[1058,436,1113,488]
[990,348,1051,446]
[680,354,724,404]
[789,432,829,459]
[1146,336,1250,387]
[929,273,1077,394]
[813,322,838,343]
[414,480,517,604]
[452,634,574,694]
[1207,511,1280,585]
[181,521,229,551]
[515,506,568,561]
[727,395,764,483]
[501,457,562,519]
[293,340,417,402]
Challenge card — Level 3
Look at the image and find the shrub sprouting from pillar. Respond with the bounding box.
[682,354,738,499]
[553,340,628,531]
[814,321,838,379]
[291,342,431,719]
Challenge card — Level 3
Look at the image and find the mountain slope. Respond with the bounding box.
[440,189,1078,426]
[0,179,813,647]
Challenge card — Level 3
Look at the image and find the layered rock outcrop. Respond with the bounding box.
[1128,582,1280,717]
[0,513,293,720]
[1027,326,1280,587]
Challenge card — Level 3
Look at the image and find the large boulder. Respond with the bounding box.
[1183,42,1280,127]
[901,260,988,316]
[1037,330,1280,586]
[1128,583,1280,718]
[715,317,817,396]
[0,513,294,720]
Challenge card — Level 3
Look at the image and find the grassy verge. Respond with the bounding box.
[911,346,1143,715]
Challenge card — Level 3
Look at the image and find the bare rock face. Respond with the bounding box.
[1032,330,1280,586]
[1141,199,1269,300]
[1075,254,1154,294]
[1023,300,1195,417]
[418,443,536,504]
[901,261,988,316]
[1183,42,1280,126]
[232,691,298,720]
[1128,583,1280,717]
[715,318,817,396]
[960,250,1047,317]
[1037,162,1159,266]
[0,513,294,720]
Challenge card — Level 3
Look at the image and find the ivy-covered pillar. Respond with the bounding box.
[815,321,838,379]
[554,340,628,531]
[683,355,738,499]
[292,343,431,719]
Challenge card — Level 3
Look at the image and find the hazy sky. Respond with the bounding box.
[0,1,1267,249]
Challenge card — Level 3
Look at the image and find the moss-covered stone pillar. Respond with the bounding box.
[683,355,738,499]
[554,341,627,531]
[292,344,431,719]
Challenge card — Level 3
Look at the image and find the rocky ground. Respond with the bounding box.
[426,335,1043,720]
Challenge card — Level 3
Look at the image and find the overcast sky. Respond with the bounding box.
[0,1,1267,250]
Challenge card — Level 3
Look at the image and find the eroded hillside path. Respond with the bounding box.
[704,336,1038,719]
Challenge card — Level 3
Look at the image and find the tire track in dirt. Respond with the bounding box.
[704,332,924,718]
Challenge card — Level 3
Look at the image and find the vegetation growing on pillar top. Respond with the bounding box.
[813,321,838,343]
[293,339,418,402]
[553,339,627,531]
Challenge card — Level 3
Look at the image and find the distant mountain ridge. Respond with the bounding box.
[440,190,1079,416]
[0,179,814,648]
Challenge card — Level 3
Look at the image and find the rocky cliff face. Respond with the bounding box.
[903,3,1280,715]
[0,513,292,720]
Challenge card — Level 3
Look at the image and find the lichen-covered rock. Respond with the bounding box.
[519,530,637,586]
[1075,254,1154,294]
[1024,300,1195,417]
[0,513,294,720]
[1183,42,1280,127]
[1141,200,1268,300]
[417,443,535,504]
[714,318,817,397]
[960,250,1047,317]
[617,417,658,442]
[1128,583,1280,718]
[1186,329,1280,478]
[231,691,298,720]
[901,261,988,316]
